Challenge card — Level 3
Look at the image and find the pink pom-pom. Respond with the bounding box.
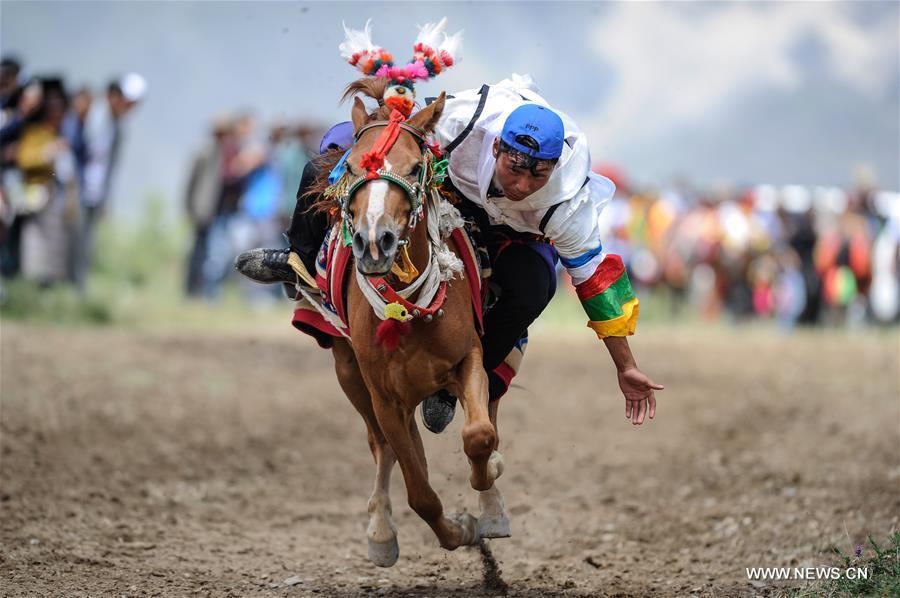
[404,61,430,81]
[375,318,412,351]
[374,64,392,78]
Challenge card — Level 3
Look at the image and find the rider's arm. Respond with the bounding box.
[601,335,636,371]
[545,181,639,340]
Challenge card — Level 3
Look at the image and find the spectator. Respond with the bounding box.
[184,114,230,297]
[13,78,76,284]
[1,72,42,277]
[74,72,146,289]
[0,56,23,116]
[269,120,309,229]
[202,111,264,300]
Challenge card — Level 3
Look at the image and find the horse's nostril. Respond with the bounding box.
[352,231,367,255]
[379,231,397,253]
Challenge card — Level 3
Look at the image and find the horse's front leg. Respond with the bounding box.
[454,343,502,491]
[454,344,510,538]
[332,340,399,566]
[372,395,478,550]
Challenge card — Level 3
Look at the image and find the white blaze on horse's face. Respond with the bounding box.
[366,179,389,261]
[365,158,393,260]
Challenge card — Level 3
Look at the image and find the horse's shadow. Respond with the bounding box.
[301,542,596,598]
[318,586,588,598]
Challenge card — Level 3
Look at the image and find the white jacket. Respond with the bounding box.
[433,75,615,285]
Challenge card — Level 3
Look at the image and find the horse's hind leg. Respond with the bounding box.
[332,340,399,567]
[372,396,478,550]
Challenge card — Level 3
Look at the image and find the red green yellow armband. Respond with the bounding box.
[574,254,640,339]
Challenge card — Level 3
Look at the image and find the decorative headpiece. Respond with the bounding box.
[339,17,462,118]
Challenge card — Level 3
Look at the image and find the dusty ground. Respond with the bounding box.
[1,318,898,597]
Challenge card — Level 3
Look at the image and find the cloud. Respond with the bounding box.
[587,3,898,146]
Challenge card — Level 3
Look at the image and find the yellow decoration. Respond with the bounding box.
[384,302,409,322]
[587,298,640,339]
[390,245,419,283]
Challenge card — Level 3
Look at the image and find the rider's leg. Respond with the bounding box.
[481,242,556,379]
[286,161,329,275]
[423,241,557,432]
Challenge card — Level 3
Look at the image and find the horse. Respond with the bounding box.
[319,78,508,567]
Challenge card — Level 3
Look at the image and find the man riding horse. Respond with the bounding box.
[237,21,662,432]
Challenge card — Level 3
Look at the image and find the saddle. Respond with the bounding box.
[291,222,485,349]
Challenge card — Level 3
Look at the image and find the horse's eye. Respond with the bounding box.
[409,164,422,178]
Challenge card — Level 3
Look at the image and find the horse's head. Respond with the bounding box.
[343,92,445,276]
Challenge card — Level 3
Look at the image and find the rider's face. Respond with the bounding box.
[491,138,555,202]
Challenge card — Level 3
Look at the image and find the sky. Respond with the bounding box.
[2,1,898,221]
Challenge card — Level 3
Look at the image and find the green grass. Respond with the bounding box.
[789,532,900,597]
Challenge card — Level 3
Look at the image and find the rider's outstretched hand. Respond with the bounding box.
[617,367,663,426]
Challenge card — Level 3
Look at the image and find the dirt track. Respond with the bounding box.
[1,319,898,597]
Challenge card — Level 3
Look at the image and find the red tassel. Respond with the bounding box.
[360,109,406,180]
[360,152,384,173]
[375,318,412,352]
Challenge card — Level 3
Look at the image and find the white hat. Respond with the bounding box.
[119,72,147,102]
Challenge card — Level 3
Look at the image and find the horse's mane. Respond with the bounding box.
[306,77,395,217]
[340,77,390,109]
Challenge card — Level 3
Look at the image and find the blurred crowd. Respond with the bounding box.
[2,52,897,328]
[0,55,146,290]
[595,166,900,327]
[182,113,328,303]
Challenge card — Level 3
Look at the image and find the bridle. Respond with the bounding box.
[336,116,436,244]
[324,109,457,330]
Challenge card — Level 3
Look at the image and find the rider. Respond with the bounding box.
[236,76,662,432]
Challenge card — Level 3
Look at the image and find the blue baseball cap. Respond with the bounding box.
[319,121,355,155]
[500,104,564,160]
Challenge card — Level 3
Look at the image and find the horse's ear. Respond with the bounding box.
[351,96,369,134]
[407,92,445,132]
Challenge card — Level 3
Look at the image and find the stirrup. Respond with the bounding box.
[287,251,317,288]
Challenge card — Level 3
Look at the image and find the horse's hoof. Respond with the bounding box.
[448,512,479,546]
[487,450,505,482]
[478,514,511,539]
[367,536,399,567]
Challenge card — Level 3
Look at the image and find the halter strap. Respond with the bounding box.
[356,120,427,145]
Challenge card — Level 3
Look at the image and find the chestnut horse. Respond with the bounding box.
[325,80,507,567]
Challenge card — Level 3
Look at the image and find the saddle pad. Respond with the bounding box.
[292,223,486,348]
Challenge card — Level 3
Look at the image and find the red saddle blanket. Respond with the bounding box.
[292,225,484,349]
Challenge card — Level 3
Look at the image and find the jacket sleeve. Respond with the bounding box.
[544,178,639,340]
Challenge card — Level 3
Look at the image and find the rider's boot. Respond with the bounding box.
[421,389,458,434]
[234,248,316,288]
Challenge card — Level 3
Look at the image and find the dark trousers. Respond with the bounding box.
[185,224,209,297]
[455,197,558,399]
[286,161,328,275]
[72,203,102,291]
[0,216,23,277]
[483,241,556,399]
